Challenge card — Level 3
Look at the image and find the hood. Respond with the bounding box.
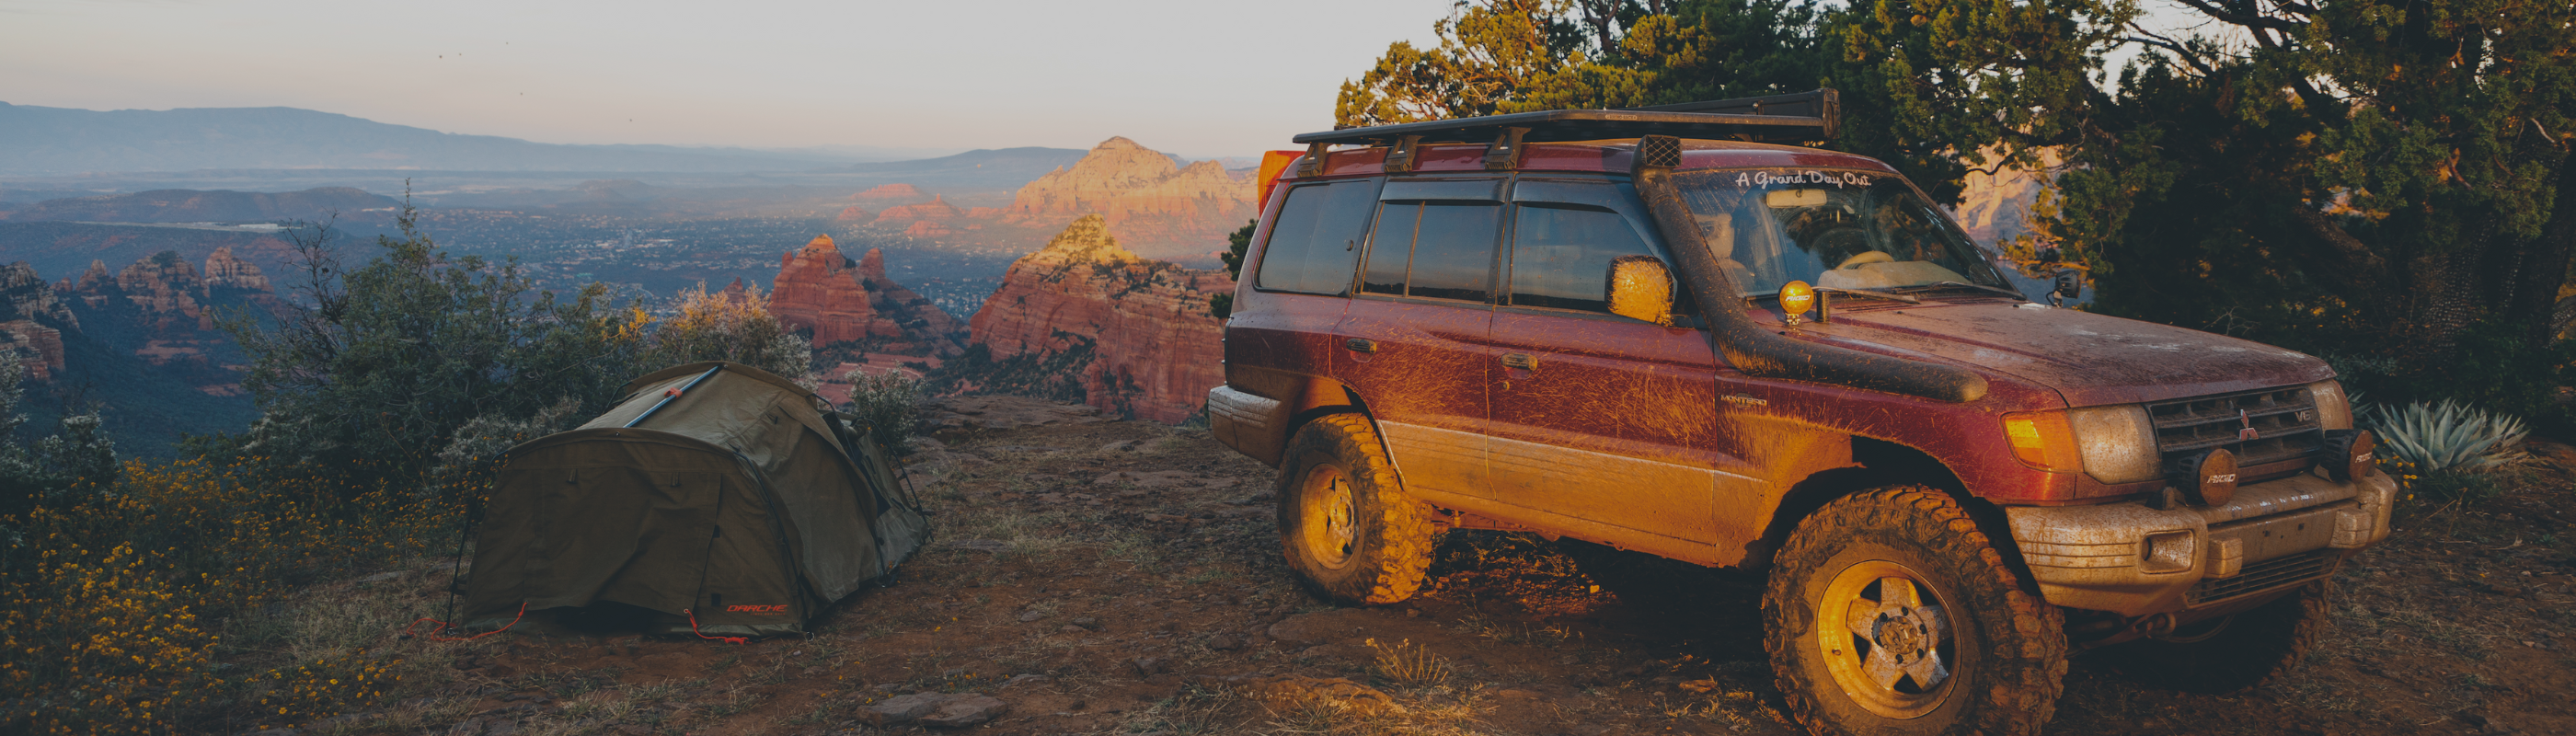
[1794,302,2333,407]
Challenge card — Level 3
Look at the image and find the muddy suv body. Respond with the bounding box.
[1208,91,2394,735]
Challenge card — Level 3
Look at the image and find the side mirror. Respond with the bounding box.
[2050,268,2083,306]
[1605,256,1675,326]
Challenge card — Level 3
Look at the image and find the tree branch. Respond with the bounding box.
[2292,206,2391,292]
[2173,0,2305,31]
[2122,26,2219,76]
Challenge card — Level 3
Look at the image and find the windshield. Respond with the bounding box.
[1672,168,2012,296]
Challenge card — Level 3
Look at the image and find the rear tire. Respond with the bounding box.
[2099,581,2329,694]
[1764,486,2067,736]
[1276,414,1440,605]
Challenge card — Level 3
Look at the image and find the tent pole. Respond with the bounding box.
[626,364,724,428]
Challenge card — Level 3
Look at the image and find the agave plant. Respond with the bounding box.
[2366,399,2530,474]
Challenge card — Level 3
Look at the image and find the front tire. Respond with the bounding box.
[1764,486,2067,736]
[2098,580,2329,694]
[1276,414,1439,605]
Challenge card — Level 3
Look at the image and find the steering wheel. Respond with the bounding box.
[1836,250,1895,270]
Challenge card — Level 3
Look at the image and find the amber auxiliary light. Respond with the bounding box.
[1779,281,1817,326]
[2166,448,2239,507]
[2001,411,2082,472]
[2320,429,2376,482]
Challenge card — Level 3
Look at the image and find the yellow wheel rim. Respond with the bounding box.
[1816,558,1956,719]
[1296,465,1358,569]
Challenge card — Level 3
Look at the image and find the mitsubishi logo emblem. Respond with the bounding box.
[2237,409,2261,441]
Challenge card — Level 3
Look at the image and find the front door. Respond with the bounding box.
[1482,178,1752,565]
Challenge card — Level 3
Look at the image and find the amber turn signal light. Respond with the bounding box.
[2165,448,2238,507]
[2002,411,2082,472]
[1779,281,1816,325]
[2320,429,2376,482]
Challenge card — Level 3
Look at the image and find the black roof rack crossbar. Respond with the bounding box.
[1293,88,1837,148]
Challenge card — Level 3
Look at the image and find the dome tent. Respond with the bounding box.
[462,361,927,638]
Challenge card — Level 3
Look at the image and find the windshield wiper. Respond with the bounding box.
[1893,281,2026,300]
[1814,286,1919,304]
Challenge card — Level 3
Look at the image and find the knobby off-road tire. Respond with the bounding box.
[1765,486,2068,736]
[2099,580,2329,694]
[1276,414,1441,605]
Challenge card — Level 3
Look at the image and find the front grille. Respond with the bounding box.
[2188,549,2337,604]
[2147,385,2324,469]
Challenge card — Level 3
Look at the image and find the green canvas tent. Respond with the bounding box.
[463,361,927,638]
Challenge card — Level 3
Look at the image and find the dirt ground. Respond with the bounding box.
[278,397,2576,736]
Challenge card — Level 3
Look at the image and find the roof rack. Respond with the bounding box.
[1291,88,1838,148]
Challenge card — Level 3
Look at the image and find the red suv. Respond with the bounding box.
[1207,90,2395,736]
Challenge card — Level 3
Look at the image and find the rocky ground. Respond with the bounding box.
[277,396,2576,736]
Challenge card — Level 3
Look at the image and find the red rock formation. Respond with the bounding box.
[0,321,63,380]
[715,277,754,305]
[69,250,286,371]
[851,183,927,203]
[852,247,966,356]
[965,215,1232,422]
[873,194,963,226]
[834,205,874,223]
[903,221,955,239]
[770,236,880,346]
[109,253,210,332]
[0,263,75,378]
[766,236,965,355]
[201,246,272,293]
[1000,137,1257,256]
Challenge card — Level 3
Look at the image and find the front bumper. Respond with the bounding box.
[2004,469,2397,616]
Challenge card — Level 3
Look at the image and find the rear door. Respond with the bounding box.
[1483,178,1750,564]
[1332,178,1507,500]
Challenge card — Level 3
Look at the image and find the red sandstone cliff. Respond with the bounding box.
[834,205,874,224]
[873,195,963,227]
[766,236,965,355]
[0,263,74,379]
[851,183,927,204]
[1001,137,1257,256]
[64,249,287,375]
[963,214,1231,422]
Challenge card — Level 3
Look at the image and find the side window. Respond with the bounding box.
[1254,180,1378,295]
[1361,201,1501,303]
[1506,179,1675,315]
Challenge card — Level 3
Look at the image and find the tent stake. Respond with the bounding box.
[626,364,723,428]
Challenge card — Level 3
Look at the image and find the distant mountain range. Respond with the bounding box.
[0,187,397,223]
[0,102,955,175]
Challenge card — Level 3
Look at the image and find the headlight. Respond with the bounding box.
[2068,405,2161,484]
[2307,379,2352,430]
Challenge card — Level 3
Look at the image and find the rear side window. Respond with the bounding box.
[1507,179,1673,314]
[1254,180,1379,295]
[1362,201,1502,303]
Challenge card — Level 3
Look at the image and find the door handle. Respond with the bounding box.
[1345,338,1377,353]
[1500,353,1537,371]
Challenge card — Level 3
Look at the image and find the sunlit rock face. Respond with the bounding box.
[962,214,1231,422]
[1002,137,1258,257]
[872,195,963,228]
[850,183,927,204]
[766,235,964,355]
[1949,148,2059,247]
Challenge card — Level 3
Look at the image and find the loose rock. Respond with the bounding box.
[918,694,1010,729]
[865,693,951,726]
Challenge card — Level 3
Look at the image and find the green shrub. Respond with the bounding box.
[843,370,925,453]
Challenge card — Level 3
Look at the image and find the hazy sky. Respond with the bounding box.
[0,0,1453,159]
